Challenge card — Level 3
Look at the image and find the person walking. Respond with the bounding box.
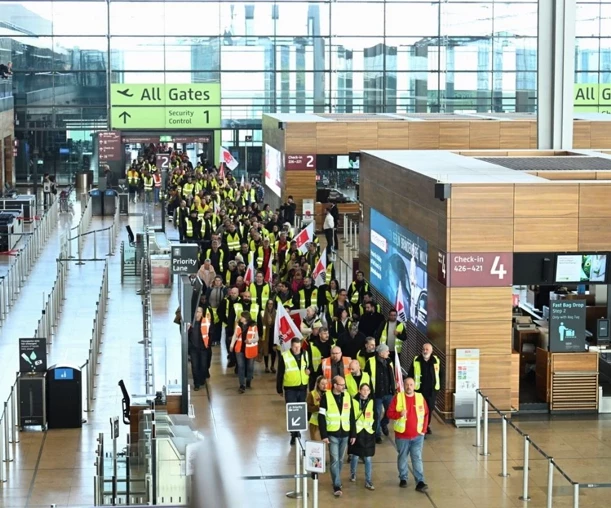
[277,338,310,445]
[307,375,328,441]
[323,208,335,258]
[260,299,277,373]
[349,382,376,491]
[318,375,355,497]
[364,344,395,443]
[408,342,441,435]
[386,377,429,492]
[230,311,259,393]
[187,307,213,391]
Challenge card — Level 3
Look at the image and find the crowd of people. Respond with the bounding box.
[132,144,442,498]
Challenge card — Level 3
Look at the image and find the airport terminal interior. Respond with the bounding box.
[3,0,611,507]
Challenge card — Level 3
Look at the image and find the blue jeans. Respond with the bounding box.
[236,353,254,387]
[396,435,425,483]
[350,455,372,485]
[375,395,393,437]
[154,187,160,203]
[328,436,348,489]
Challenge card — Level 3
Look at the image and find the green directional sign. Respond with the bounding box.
[574,84,611,115]
[110,83,221,129]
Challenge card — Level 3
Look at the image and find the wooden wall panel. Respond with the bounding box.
[285,123,317,153]
[439,122,470,149]
[346,123,378,152]
[376,122,409,149]
[449,321,512,355]
[469,122,500,149]
[573,122,592,149]
[514,184,579,218]
[535,171,597,180]
[408,122,440,149]
[579,184,611,217]
[590,122,611,148]
[317,123,347,154]
[597,172,611,180]
[449,287,512,322]
[284,171,316,214]
[578,220,611,251]
[449,218,514,252]
[450,185,514,219]
[500,122,531,148]
[529,121,538,149]
[514,218,579,252]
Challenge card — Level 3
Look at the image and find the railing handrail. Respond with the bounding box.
[69,223,115,241]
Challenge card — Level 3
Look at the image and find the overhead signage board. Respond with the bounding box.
[549,300,587,352]
[98,131,122,162]
[285,154,316,170]
[110,83,221,130]
[447,252,513,287]
[574,84,611,114]
[286,402,308,433]
[171,244,199,275]
[19,338,47,373]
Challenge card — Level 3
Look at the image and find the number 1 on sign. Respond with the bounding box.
[490,256,507,279]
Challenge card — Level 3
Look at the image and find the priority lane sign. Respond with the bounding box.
[286,402,308,433]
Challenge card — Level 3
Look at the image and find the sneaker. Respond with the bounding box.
[399,480,407,488]
[415,481,428,493]
[382,425,389,436]
[333,487,343,497]
[350,474,356,483]
[375,436,383,444]
[426,427,432,435]
[365,483,375,491]
[238,386,245,394]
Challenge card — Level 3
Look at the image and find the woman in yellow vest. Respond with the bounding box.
[230,311,259,394]
[349,383,376,490]
[306,375,328,441]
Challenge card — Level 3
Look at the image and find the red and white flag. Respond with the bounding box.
[394,349,405,393]
[219,146,239,171]
[218,162,226,181]
[275,304,303,351]
[264,252,273,283]
[396,283,407,323]
[312,249,327,287]
[244,255,255,285]
[294,222,314,253]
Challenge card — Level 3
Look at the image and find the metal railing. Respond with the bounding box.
[335,253,354,291]
[0,374,20,484]
[342,214,359,253]
[475,389,587,507]
[0,199,59,325]
[70,192,94,261]
[68,199,119,261]
[141,252,154,395]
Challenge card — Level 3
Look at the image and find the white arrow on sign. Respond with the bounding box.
[291,417,301,427]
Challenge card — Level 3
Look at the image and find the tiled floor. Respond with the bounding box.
[1,215,611,507]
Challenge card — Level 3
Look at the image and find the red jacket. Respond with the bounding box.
[386,392,429,440]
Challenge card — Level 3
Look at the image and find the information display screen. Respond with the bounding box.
[369,208,428,332]
[265,144,283,197]
[555,254,607,283]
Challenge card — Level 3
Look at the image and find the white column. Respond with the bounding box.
[537,0,576,148]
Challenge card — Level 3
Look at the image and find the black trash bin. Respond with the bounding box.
[104,189,118,216]
[89,189,103,216]
[46,364,82,429]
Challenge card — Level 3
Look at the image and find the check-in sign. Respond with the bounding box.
[171,244,199,275]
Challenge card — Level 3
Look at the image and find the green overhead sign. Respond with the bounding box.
[110,83,221,129]
[574,84,611,114]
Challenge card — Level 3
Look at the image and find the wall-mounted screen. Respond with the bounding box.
[369,208,428,333]
[555,254,607,283]
[337,155,350,169]
[264,144,283,198]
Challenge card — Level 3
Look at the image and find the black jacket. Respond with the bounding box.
[348,395,377,458]
[358,311,385,338]
[337,331,367,360]
[408,355,440,397]
[365,356,395,398]
[318,391,357,440]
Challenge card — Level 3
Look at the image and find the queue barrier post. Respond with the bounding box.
[519,435,531,501]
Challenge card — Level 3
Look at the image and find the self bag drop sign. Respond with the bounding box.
[171,245,199,275]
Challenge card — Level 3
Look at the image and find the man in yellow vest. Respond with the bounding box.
[387,377,429,492]
[318,375,356,498]
[345,359,371,397]
[276,338,310,445]
[142,171,154,204]
[378,309,407,355]
[408,342,441,435]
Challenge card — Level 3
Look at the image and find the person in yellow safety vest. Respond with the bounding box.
[127,167,140,203]
[306,375,328,442]
[378,309,407,354]
[187,306,213,391]
[230,311,259,393]
[184,210,201,243]
[223,223,241,256]
[277,338,311,445]
[345,359,371,397]
[386,377,429,492]
[297,277,318,309]
[408,343,440,436]
[152,172,162,203]
[249,271,270,308]
[325,263,336,285]
[318,375,356,497]
[356,337,377,371]
[356,293,382,318]
[348,382,377,490]
[142,171,154,203]
[348,271,370,306]
[182,176,195,200]
[232,291,261,335]
[321,346,351,382]
[364,344,395,442]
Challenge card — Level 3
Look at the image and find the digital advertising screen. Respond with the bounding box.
[555,254,607,283]
[369,208,428,333]
[264,144,283,198]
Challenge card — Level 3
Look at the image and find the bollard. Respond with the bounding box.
[573,483,579,508]
[546,458,554,508]
[519,435,530,501]
[286,438,302,499]
[302,449,308,508]
[8,388,15,444]
[312,473,319,508]
[481,397,490,456]
[93,230,97,259]
[12,383,18,444]
[3,403,11,462]
[0,416,5,482]
[474,391,481,448]
[108,226,113,256]
[500,416,509,477]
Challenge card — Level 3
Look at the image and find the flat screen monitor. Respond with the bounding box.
[264,144,283,197]
[555,254,607,283]
[336,155,350,169]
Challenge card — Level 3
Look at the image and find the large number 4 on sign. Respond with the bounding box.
[490,256,508,280]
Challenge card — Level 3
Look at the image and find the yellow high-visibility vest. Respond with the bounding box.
[352,398,375,434]
[413,356,441,391]
[393,392,426,434]
[282,350,309,387]
[324,390,351,432]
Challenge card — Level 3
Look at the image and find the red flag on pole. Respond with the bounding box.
[275,304,303,351]
[395,349,404,393]
[294,222,314,253]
